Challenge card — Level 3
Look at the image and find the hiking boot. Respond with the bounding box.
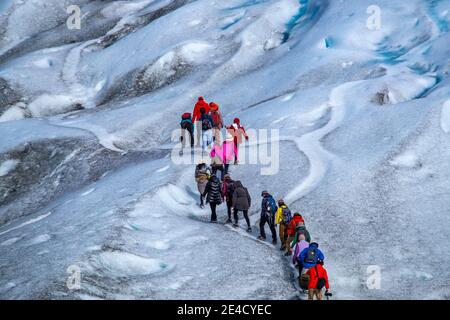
[284,251,292,256]
[279,246,286,251]
[232,223,239,228]
[246,227,252,232]
[200,204,205,209]
[257,236,266,241]
[272,239,277,245]
[210,220,218,223]
[226,219,232,224]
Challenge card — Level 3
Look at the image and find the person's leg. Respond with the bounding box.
[210,203,217,221]
[279,224,285,248]
[269,222,277,243]
[200,194,204,206]
[195,122,202,147]
[259,216,266,239]
[207,130,213,148]
[181,129,186,150]
[223,163,229,177]
[308,289,315,300]
[243,210,250,228]
[227,200,232,221]
[201,131,207,151]
[316,289,323,301]
[189,128,194,149]
[219,165,224,181]
[286,236,294,253]
[233,208,239,224]
[298,262,304,276]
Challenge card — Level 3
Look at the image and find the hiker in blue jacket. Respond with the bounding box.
[258,190,277,244]
[299,242,325,269]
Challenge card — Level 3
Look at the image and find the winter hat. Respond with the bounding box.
[294,212,303,217]
[198,96,204,101]
[210,102,219,111]
[224,174,231,181]
[278,199,285,205]
[233,117,240,125]
[261,190,269,196]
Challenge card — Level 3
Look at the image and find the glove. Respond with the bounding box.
[245,136,249,141]
[180,136,184,142]
[325,290,332,297]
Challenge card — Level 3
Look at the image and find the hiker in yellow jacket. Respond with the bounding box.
[275,199,292,252]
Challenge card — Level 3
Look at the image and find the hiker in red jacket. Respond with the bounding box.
[306,261,331,300]
[192,97,210,123]
[192,97,210,147]
[228,118,248,164]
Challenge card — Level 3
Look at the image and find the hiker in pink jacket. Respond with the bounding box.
[209,132,237,180]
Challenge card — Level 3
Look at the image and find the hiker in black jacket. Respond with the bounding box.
[232,180,252,232]
[203,174,222,223]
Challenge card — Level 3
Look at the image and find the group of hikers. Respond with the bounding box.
[179,97,248,163]
[181,97,332,300]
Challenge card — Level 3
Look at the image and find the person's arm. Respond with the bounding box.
[291,232,298,248]
[203,182,211,197]
[324,269,330,290]
[240,126,249,140]
[319,250,325,262]
[306,230,311,243]
[261,198,266,215]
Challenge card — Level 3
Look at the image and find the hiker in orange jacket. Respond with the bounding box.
[210,102,224,144]
[306,261,331,300]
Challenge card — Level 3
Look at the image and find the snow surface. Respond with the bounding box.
[0,159,18,177]
[1,0,450,300]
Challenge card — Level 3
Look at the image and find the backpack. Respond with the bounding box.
[267,197,278,216]
[211,111,221,127]
[282,207,292,224]
[182,112,191,120]
[299,274,310,290]
[202,116,212,131]
[181,119,193,130]
[304,247,319,265]
[315,266,326,290]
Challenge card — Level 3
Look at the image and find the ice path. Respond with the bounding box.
[283,81,362,203]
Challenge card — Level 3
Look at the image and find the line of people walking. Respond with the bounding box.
[184,97,332,300]
[195,170,333,300]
